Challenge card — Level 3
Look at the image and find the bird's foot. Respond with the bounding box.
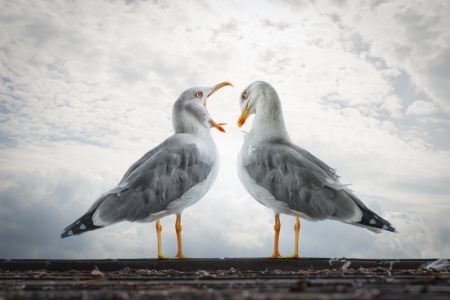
[268,252,282,259]
[157,254,170,260]
[284,253,299,259]
[175,252,188,259]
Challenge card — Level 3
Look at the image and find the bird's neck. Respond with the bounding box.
[173,112,212,140]
[249,98,291,142]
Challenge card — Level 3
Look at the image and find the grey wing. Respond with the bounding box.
[119,146,162,182]
[245,142,362,222]
[91,141,215,226]
[290,143,339,182]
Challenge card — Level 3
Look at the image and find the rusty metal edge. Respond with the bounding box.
[0,258,439,272]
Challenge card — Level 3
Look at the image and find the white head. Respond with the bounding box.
[172,82,232,134]
[237,81,281,127]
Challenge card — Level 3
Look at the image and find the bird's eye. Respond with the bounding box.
[242,91,248,99]
[195,92,203,98]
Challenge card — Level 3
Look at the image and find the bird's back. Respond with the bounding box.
[61,134,218,238]
[239,138,396,232]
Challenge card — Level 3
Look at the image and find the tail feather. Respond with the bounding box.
[61,210,103,239]
[343,189,397,233]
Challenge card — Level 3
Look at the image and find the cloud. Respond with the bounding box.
[406,100,439,116]
[325,0,450,112]
[0,0,449,260]
[261,18,291,31]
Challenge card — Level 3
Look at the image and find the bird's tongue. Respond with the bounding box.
[209,120,226,133]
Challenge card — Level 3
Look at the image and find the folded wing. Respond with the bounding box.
[61,138,215,238]
[244,139,395,232]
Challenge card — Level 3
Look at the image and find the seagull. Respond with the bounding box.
[61,82,233,259]
[236,81,396,258]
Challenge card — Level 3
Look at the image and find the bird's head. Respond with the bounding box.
[173,82,232,134]
[237,81,278,127]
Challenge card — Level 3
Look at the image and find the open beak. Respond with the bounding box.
[209,120,226,133]
[205,81,233,133]
[237,105,250,127]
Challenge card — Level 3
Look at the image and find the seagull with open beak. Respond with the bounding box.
[61,82,233,259]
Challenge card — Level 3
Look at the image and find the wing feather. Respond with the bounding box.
[244,140,360,221]
[91,138,215,226]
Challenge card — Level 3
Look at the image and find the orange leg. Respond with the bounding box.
[175,214,186,259]
[269,215,282,258]
[156,219,168,259]
[287,217,300,258]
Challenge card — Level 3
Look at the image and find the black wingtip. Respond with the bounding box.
[357,205,397,233]
[61,212,103,239]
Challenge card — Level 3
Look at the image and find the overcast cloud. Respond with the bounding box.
[0,0,449,259]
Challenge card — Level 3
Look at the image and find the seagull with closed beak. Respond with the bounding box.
[61,82,232,259]
[237,81,396,258]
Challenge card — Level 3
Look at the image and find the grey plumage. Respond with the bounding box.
[244,138,395,232]
[61,82,232,245]
[237,81,396,235]
[61,140,214,238]
[98,141,213,224]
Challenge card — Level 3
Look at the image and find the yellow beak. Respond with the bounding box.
[237,105,250,127]
[207,81,233,97]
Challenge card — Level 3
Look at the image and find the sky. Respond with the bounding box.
[0,0,449,260]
